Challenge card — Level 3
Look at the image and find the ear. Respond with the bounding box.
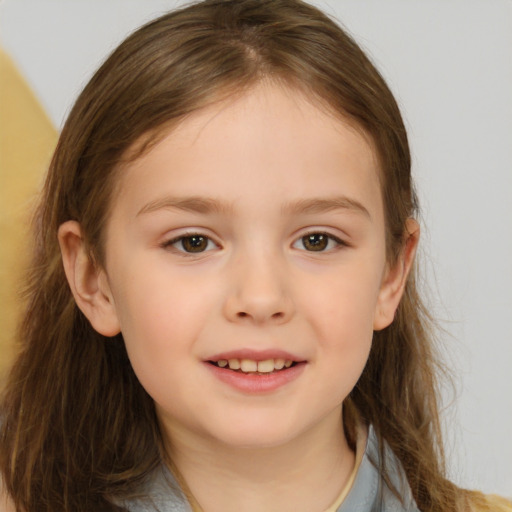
[58,221,121,337]
[373,218,420,331]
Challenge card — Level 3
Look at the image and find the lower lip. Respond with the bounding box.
[205,362,306,393]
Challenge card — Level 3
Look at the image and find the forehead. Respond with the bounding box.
[113,83,382,219]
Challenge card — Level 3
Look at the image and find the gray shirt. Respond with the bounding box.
[121,426,420,512]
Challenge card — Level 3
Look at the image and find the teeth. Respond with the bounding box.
[228,359,241,370]
[257,359,274,373]
[240,359,258,372]
[274,358,285,370]
[216,358,296,373]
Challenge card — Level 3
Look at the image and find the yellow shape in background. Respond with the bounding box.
[0,48,57,378]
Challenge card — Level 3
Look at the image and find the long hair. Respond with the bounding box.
[0,1,485,510]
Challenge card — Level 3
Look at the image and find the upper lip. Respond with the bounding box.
[206,349,305,363]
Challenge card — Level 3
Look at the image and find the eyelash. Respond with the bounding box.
[292,231,346,252]
[161,233,218,255]
[161,231,346,255]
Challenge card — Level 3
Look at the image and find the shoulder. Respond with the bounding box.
[118,465,191,512]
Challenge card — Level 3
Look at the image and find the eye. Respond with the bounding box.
[163,234,217,253]
[293,232,344,252]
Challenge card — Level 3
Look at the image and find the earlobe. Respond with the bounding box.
[58,221,121,337]
[373,218,420,331]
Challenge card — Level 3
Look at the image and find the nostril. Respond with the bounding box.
[236,311,284,320]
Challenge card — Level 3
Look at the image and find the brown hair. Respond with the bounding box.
[0,0,485,510]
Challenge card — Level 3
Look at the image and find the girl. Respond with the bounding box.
[0,0,510,510]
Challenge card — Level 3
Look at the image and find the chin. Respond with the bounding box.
[203,416,305,450]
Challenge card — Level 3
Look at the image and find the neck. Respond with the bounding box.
[163,407,355,512]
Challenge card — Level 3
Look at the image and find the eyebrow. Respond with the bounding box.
[281,197,371,219]
[137,195,370,218]
[137,196,235,216]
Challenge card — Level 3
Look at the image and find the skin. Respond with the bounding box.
[0,488,15,512]
[59,83,418,512]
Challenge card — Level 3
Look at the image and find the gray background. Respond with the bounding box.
[1,0,511,497]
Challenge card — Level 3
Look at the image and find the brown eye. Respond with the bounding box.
[163,233,218,255]
[293,232,344,252]
[302,233,329,251]
[180,235,210,253]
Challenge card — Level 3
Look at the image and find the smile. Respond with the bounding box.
[209,358,295,373]
[205,351,306,393]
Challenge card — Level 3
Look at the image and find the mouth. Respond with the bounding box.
[205,352,306,392]
[207,358,298,374]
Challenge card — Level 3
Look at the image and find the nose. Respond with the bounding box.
[223,251,295,326]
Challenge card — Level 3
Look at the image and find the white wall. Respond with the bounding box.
[1,0,511,497]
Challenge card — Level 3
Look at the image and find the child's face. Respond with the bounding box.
[98,83,402,449]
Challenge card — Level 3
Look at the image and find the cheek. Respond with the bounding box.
[303,261,383,337]
[297,260,383,390]
[112,254,218,336]
[108,263,217,387]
